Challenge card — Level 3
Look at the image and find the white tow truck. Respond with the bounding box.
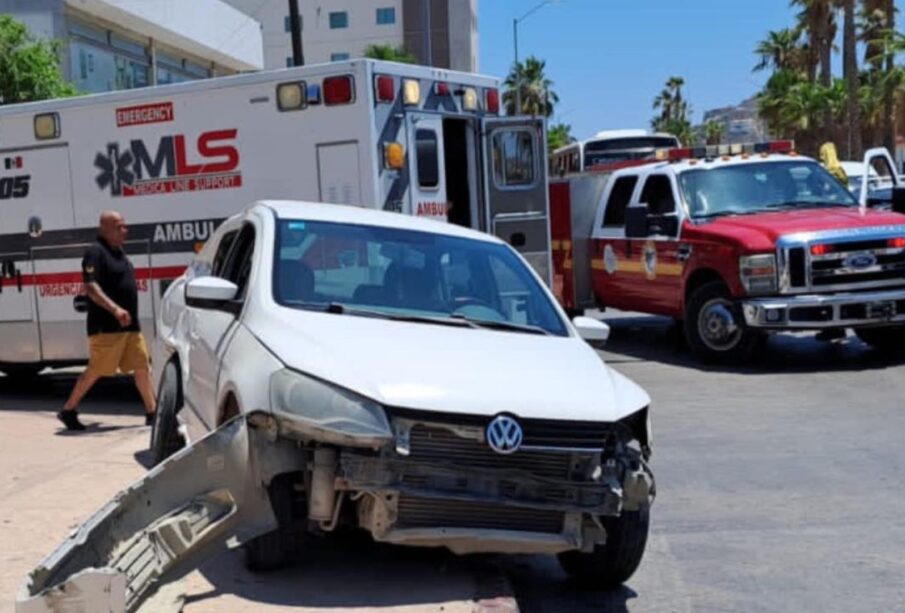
[0,59,550,375]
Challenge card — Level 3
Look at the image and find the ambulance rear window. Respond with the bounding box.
[415,129,439,189]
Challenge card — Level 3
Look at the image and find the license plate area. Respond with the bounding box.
[866,301,896,319]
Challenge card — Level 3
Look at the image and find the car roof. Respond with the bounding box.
[254,200,503,244]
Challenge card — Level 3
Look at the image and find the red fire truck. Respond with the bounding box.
[550,141,905,362]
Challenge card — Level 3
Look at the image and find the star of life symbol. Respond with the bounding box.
[486,415,524,455]
[94,143,135,196]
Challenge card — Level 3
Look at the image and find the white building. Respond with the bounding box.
[222,0,478,72]
[0,0,262,93]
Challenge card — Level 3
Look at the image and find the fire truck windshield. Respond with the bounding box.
[679,160,858,219]
[273,220,568,336]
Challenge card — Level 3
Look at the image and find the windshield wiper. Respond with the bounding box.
[451,315,550,335]
[323,302,476,328]
[765,201,852,209]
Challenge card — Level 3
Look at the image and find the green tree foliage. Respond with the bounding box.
[704,120,726,145]
[547,122,574,152]
[503,56,559,117]
[0,15,78,105]
[651,76,694,145]
[363,43,418,64]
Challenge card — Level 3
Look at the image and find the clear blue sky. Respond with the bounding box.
[479,0,905,141]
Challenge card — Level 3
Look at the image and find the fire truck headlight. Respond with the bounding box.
[384,142,405,170]
[270,369,393,443]
[277,81,307,112]
[739,254,777,295]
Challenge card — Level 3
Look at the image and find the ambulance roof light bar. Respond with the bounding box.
[654,140,796,162]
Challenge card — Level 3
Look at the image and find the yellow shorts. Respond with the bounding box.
[86,332,150,377]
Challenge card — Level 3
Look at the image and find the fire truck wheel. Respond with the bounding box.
[150,361,185,466]
[557,506,650,589]
[855,326,905,353]
[685,281,761,363]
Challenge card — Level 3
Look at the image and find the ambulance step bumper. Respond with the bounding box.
[742,288,905,329]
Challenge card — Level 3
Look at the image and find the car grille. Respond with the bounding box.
[396,495,565,533]
[783,235,905,292]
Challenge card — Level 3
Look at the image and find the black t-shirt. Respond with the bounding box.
[82,237,140,335]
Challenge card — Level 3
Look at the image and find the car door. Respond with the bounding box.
[183,224,251,435]
[633,174,685,314]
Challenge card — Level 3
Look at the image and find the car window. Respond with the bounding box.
[603,176,639,227]
[222,225,255,299]
[639,175,675,215]
[211,230,238,277]
[274,219,567,336]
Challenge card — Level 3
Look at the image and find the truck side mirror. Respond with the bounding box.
[625,204,649,238]
[650,214,679,236]
[892,187,905,215]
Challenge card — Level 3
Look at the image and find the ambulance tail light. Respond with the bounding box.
[323,75,355,105]
[402,79,421,106]
[375,75,395,103]
[462,87,478,111]
[435,82,450,96]
[276,81,307,112]
[384,142,405,169]
[485,88,500,114]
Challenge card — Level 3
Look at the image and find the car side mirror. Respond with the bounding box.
[185,277,239,311]
[892,187,905,215]
[625,204,649,238]
[573,316,610,348]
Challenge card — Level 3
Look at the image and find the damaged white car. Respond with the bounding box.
[18,201,655,612]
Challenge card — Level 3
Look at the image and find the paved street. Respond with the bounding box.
[3,314,905,612]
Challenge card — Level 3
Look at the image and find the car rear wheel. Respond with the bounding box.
[855,326,905,353]
[685,281,763,363]
[150,361,185,466]
[557,506,650,589]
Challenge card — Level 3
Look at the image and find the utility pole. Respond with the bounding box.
[289,0,304,66]
[422,0,433,66]
[513,18,519,114]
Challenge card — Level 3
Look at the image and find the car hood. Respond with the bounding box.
[246,306,649,423]
[687,207,905,250]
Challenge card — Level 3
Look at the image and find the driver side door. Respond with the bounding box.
[632,174,684,315]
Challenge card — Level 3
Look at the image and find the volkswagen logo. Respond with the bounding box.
[843,252,877,270]
[486,415,523,455]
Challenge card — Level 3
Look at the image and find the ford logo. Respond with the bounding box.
[843,253,877,269]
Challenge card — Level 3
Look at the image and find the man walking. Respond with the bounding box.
[57,211,156,431]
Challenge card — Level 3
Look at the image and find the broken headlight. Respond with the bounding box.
[618,406,652,453]
[270,369,393,444]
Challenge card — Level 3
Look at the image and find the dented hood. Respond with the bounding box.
[246,306,649,423]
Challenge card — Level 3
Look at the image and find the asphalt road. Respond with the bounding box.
[3,313,905,612]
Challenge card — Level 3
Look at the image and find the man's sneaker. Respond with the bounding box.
[57,410,86,431]
[145,412,156,426]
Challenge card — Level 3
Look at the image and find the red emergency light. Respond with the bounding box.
[656,140,797,163]
[810,244,833,256]
[485,88,500,114]
[375,75,395,103]
[436,82,450,96]
[888,237,905,249]
[324,75,355,105]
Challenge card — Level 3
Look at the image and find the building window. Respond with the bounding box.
[330,52,350,62]
[286,57,294,67]
[329,11,348,29]
[69,39,149,92]
[376,7,396,25]
[284,15,302,32]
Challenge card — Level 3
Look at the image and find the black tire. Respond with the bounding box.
[150,361,185,466]
[684,281,763,363]
[244,474,301,572]
[558,506,651,589]
[855,326,905,353]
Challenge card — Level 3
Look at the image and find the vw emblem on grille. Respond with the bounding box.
[843,252,877,269]
[486,415,523,455]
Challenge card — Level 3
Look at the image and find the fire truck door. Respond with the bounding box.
[480,117,551,284]
[633,174,684,314]
[406,114,449,221]
[30,241,153,362]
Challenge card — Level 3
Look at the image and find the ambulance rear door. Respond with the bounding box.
[406,113,449,221]
[480,117,551,283]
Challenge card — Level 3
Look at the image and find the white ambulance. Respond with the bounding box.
[0,59,550,374]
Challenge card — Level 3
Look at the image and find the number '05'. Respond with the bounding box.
[0,175,30,199]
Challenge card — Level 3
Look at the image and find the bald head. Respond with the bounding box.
[99,211,127,248]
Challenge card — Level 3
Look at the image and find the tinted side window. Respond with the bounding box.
[640,175,676,215]
[603,176,638,227]
[492,129,536,188]
[416,129,439,188]
[222,225,255,299]
[211,230,238,277]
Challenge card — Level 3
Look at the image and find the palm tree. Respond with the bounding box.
[651,76,693,145]
[754,28,804,73]
[791,0,837,86]
[842,0,862,158]
[547,123,574,152]
[704,120,725,145]
[363,44,417,64]
[503,56,559,117]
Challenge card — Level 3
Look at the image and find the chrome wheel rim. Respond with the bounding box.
[698,298,741,352]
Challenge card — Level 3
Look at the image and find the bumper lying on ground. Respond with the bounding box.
[743,288,905,328]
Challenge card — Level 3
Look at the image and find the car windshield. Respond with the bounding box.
[273,220,568,336]
[678,160,857,219]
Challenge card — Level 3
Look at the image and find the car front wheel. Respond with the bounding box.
[557,506,650,589]
[150,360,185,466]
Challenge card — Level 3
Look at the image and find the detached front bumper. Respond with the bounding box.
[742,287,905,329]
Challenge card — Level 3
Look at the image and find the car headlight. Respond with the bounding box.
[618,405,652,451]
[739,254,777,294]
[270,369,393,447]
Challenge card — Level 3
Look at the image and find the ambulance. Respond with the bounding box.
[0,59,550,374]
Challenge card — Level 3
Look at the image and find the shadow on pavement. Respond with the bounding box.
[188,534,514,609]
[0,370,145,417]
[601,313,905,375]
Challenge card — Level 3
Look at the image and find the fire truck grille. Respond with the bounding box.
[396,495,565,533]
[408,425,574,479]
[810,246,905,287]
